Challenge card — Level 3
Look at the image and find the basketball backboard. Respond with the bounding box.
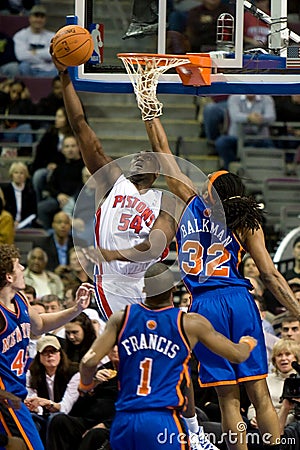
[70,0,300,95]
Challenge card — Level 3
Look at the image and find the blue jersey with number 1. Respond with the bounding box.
[176,195,252,296]
[0,292,30,399]
[116,303,191,412]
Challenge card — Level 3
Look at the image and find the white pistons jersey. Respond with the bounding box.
[94,175,162,319]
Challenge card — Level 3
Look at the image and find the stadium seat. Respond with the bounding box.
[263,178,300,233]
[238,147,285,194]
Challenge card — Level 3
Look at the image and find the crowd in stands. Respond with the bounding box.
[0,235,295,449]
[0,2,300,449]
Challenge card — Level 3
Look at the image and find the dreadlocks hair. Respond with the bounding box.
[211,172,263,234]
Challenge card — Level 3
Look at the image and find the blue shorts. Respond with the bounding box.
[110,410,189,450]
[190,286,267,386]
[0,402,44,450]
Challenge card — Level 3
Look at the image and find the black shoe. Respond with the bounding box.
[122,22,158,40]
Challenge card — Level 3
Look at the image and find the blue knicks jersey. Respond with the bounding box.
[0,293,31,399]
[176,195,252,295]
[116,303,191,411]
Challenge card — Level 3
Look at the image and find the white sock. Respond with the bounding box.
[184,414,199,433]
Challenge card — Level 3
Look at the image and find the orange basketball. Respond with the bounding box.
[53,25,93,66]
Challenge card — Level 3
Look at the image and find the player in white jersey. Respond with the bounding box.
[52,53,175,319]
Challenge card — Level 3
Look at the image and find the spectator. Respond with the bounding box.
[244,0,270,49]
[55,247,92,288]
[38,211,85,272]
[40,294,66,338]
[167,0,232,54]
[0,79,34,150]
[37,135,84,229]
[46,345,119,450]
[41,294,63,314]
[247,338,300,430]
[215,94,276,170]
[36,75,64,116]
[84,308,106,336]
[202,96,229,154]
[254,296,276,336]
[288,278,300,301]
[2,161,37,228]
[30,106,71,202]
[280,315,300,343]
[283,237,300,282]
[0,0,36,15]
[167,0,201,33]
[0,32,19,77]
[63,282,81,309]
[22,284,37,304]
[241,253,260,278]
[25,335,80,446]
[0,243,92,448]
[0,188,14,244]
[31,300,46,315]
[13,5,57,78]
[185,0,233,52]
[23,247,64,299]
[64,312,96,364]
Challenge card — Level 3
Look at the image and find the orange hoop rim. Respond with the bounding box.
[117,52,191,66]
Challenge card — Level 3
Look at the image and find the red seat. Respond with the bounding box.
[18,77,53,104]
[0,14,29,38]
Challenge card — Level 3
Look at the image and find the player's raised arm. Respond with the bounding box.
[145,118,196,203]
[29,283,93,335]
[79,311,123,390]
[50,46,121,183]
[184,313,257,364]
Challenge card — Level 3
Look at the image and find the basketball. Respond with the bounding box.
[52,25,94,67]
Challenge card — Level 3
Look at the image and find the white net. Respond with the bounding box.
[118,55,190,121]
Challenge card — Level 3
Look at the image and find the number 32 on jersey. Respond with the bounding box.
[181,241,231,277]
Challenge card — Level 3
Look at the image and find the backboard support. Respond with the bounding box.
[70,0,300,95]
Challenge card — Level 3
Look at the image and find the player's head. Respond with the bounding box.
[0,244,23,290]
[144,262,175,304]
[203,171,263,233]
[128,151,160,187]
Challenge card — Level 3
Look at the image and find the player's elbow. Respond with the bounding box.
[260,268,280,288]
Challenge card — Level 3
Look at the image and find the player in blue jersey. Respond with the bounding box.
[137,116,300,450]
[79,262,256,450]
[0,244,93,450]
[96,110,300,449]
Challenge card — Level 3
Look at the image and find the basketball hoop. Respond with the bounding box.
[117,52,212,120]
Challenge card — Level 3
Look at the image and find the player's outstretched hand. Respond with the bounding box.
[0,390,21,410]
[49,41,67,73]
[74,283,94,312]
